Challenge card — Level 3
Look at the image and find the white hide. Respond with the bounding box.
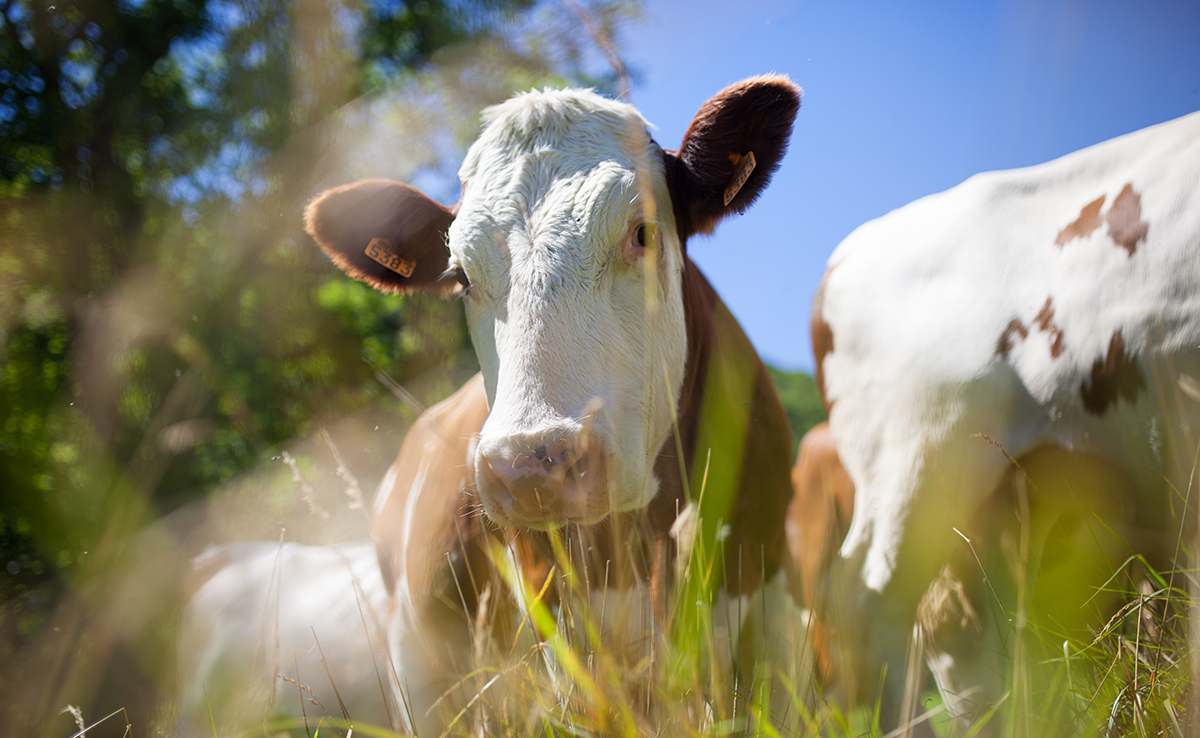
[178,540,393,735]
[448,89,688,526]
[817,110,1200,719]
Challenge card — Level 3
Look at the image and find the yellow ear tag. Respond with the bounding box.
[364,237,416,278]
[723,151,757,206]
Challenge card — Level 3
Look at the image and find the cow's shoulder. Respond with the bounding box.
[372,374,490,603]
[663,261,793,594]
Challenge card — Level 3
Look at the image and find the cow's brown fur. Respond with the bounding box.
[996,318,1030,358]
[1054,194,1106,247]
[1080,330,1145,415]
[372,373,491,607]
[663,74,801,238]
[811,268,835,417]
[1033,297,1065,358]
[784,422,854,683]
[1106,183,1149,256]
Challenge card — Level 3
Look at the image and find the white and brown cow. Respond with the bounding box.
[305,78,801,731]
[813,110,1200,730]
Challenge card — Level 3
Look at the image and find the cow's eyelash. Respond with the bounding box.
[443,265,472,296]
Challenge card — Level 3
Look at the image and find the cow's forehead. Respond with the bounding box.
[462,88,652,179]
[451,88,666,283]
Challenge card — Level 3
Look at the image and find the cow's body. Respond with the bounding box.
[177,540,392,736]
[814,110,1200,728]
[367,276,797,732]
[306,79,802,732]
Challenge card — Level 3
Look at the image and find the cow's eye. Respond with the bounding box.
[623,222,656,265]
[454,266,471,291]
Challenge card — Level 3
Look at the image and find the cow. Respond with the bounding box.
[177,540,392,736]
[812,109,1200,732]
[304,77,802,732]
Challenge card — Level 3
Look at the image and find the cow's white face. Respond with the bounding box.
[305,75,801,530]
[449,90,687,527]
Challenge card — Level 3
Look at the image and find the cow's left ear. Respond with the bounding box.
[304,178,457,294]
[664,74,801,239]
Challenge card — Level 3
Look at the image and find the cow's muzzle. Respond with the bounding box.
[476,430,610,528]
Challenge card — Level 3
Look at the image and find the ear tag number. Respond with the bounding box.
[364,238,416,278]
[723,151,757,206]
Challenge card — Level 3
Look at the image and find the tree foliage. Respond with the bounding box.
[0,0,639,730]
[768,365,826,458]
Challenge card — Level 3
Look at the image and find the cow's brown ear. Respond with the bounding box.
[304,178,456,293]
[664,74,800,239]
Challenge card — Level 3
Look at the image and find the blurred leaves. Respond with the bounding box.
[767,365,825,457]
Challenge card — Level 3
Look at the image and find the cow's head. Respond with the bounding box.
[306,76,800,528]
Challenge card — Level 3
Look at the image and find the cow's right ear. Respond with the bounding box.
[304,178,456,293]
[664,75,800,240]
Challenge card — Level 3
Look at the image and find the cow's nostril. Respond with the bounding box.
[534,445,547,461]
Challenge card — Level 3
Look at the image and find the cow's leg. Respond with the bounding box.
[734,570,822,729]
[917,562,1005,737]
[832,430,1014,735]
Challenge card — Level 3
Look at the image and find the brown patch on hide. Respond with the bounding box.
[649,260,794,597]
[784,422,855,683]
[1033,298,1065,358]
[995,319,1029,357]
[1055,195,1105,247]
[811,268,836,417]
[371,373,492,603]
[1105,183,1149,256]
[1080,331,1144,415]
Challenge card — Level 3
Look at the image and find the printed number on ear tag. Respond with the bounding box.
[723,151,757,206]
[365,238,416,278]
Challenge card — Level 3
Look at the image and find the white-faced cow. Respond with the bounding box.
[813,110,1200,731]
[305,78,802,731]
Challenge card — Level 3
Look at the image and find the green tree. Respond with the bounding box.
[767,365,826,458]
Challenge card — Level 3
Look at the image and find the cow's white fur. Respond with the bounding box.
[450,89,688,526]
[178,541,393,735]
[817,109,1200,724]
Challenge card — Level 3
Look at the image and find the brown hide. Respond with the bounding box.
[810,268,835,417]
[372,374,491,612]
[784,422,855,683]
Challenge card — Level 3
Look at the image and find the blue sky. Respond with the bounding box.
[620,0,1200,370]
